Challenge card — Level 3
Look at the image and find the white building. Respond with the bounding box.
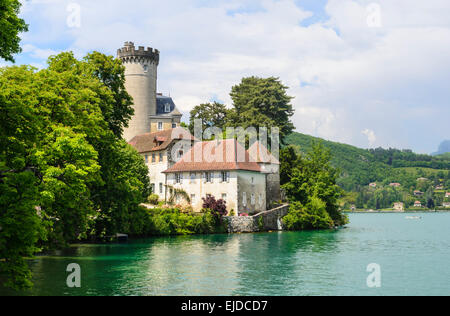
[163,139,268,215]
[128,127,195,199]
[393,202,404,211]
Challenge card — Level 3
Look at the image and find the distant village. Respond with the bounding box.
[351,179,450,212]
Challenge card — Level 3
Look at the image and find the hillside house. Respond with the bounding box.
[393,202,404,211]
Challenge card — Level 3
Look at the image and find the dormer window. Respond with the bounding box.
[165,103,170,113]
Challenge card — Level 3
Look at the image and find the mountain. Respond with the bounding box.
[285,132,450,192]
[432,140,450,156]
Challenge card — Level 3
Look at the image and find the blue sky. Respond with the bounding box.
[3,0,450,154]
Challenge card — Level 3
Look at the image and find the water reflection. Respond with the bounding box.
[3,213,450,296]
[233,230,340,296]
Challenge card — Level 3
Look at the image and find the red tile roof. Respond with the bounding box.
[163,139,261,173]
[248,141,280,165]
[128,127,195,153]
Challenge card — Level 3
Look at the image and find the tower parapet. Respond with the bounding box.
[117,42,159,65]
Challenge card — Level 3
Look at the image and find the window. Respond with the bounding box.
[251,177,254,184]
[190,172,196,183]
[242,192,247,207]
[165,103,170,113]
[145,155,149,163]
[143,65,149,73]
[191,194,196,204]
[221,193,227,201]
[152,153,156,163]
[221,171,230,182]
[251,193,255,205]
[159,153,163,162]
[172,123,177,128]
[178,150,184,159]
[158,122,163,130]
[175,173,182,184]
[159,183,163,194]
[205,172,213,183]
[151,183,155,193]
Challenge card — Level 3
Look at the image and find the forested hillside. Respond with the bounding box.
[285,132,450,193]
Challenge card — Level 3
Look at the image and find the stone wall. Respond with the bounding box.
[226,204,289,233]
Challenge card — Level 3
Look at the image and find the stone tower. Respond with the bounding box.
[117,42,160,141]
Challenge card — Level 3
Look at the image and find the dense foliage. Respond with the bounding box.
[281,143,348,228]
[0,0,28,62]
[202,196,228,221]
[286,132,450,210]
[129,207,228,236]
[283,198,334,230]
[188,102,230,134]
[188,76,294,144]
[0,52,149,289]
[286,132,450,192]
[352,178,449,211]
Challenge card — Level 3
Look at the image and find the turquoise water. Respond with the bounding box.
[2,213,450,296]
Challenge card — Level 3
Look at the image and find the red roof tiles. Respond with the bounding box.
[163,139,261,173]
[128,127,195,153]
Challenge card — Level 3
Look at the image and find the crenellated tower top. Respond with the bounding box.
[117,41,159,65]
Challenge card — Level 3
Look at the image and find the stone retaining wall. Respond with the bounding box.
[226,204,290,233]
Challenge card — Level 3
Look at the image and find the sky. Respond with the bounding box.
[3,0,450,154]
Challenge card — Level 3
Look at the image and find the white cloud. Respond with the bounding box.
[362,129,377,147]
[22,44,60,60]
[14,0,450,153]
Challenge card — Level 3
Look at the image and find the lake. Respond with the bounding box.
[2,213,450,296]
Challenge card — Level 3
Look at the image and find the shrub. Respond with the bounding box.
[283,197,334,231]
[181,205,194,213]
[148,194,159,205]
[128,207,227,236]
[202,196,228,220]
[258,216,264,231]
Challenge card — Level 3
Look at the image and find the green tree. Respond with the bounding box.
[355,192,365,209]
[46,52,150,238]
[228,77,294,143]
[83,52,134,138]
[279,145,301,185]
[0,0,28,62]
[0,51,150,289]
[427,198,435,209]
[283,198,334,230]
[188,102,229,134]
[91,140,150,237]
[282,142,347,226]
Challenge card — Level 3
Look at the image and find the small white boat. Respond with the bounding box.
[405,216,422,220]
